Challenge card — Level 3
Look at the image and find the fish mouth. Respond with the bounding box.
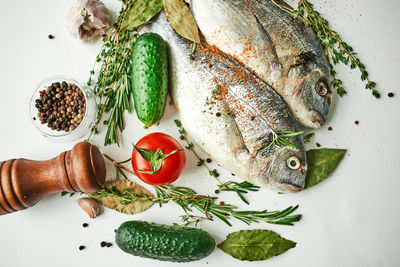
[282,183,303,193]
[310,110,325,126]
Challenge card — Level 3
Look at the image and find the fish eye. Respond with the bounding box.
[316,81,328,96]
[286,156,301,170]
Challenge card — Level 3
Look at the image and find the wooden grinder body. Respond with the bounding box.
[0,142,106,215]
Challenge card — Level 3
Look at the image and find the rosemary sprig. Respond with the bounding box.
[92,184,301,226]
[86,1,139,145]
[154,185,301,226]
[218,181,260,205]
[174,119,260,204]
[260,130,304,152]
[100,153,301,226]
[178,214,209,227]
[271,0,379,98]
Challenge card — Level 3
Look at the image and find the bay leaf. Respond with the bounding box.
[121,0,163,30]
[163,0,200,43]
[92,180,153,215]
[305,148,347,189]
[218,229,296,261]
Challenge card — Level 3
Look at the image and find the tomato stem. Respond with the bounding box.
[133,144,182,175]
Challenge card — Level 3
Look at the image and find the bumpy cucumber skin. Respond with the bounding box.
[131,33,168,127]
[115,220,216,262]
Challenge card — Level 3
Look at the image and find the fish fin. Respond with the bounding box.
[252,13,283,79]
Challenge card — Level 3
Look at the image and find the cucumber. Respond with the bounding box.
[131,33,168,127]
[115,220,216,262]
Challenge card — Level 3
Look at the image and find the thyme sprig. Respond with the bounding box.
[174,119,260,204]
[271,0,379,98]
[103,154,131,180]
[86,1,138,145]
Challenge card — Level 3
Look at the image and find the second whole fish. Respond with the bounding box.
[190,0,332,129]
[144,13,307,193]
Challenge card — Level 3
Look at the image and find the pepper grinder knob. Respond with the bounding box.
[0,142,106,215]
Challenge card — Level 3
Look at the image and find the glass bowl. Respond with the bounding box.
[29,76,97,143]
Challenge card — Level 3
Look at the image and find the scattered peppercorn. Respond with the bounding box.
[180,135,184,140]
[82,223,88,228]
[100,241,113,248]
[328,126,332,131]
[79,245,85,250]
[214,189,220,194]
[216,112,221,117]
[316,143,321,147]
[231,173,235,176]
[388,92,394,97]
[33,117,36,121]
[206,158,212,163]
[212,169,220,177]
[34,81,86,132]
[355,120,359,125]
[48,34,54,39]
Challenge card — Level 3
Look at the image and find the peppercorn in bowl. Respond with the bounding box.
[29,76,96,142]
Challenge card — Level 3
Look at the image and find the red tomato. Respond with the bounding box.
[131,132,186,185]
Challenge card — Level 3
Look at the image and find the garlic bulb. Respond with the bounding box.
[66,0,111,41]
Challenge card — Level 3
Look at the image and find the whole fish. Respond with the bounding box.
[190,0,332,129]
[144,13,306,192]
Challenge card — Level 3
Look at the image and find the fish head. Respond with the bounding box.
[253,137,307,193]
[284,60,332,129]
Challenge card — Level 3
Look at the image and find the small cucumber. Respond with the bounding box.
[131,33,168,127]
[115,220,216,262]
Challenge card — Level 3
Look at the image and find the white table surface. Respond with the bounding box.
[0,0,399,266]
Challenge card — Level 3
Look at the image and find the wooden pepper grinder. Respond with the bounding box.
[0,142,106,215]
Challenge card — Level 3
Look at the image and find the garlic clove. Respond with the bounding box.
[78,197,100,218]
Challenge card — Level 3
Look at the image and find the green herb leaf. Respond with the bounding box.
[218,229,296,261]
[305,148,346,189]
[163,0,200,43]
[260,130,303,152]
[92,180,153,215]
[121,0,163,30]
[303,133,315,143]
[174,119,182,128]
[133,144,182,174]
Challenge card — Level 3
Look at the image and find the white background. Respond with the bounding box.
[0,0,399,266]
